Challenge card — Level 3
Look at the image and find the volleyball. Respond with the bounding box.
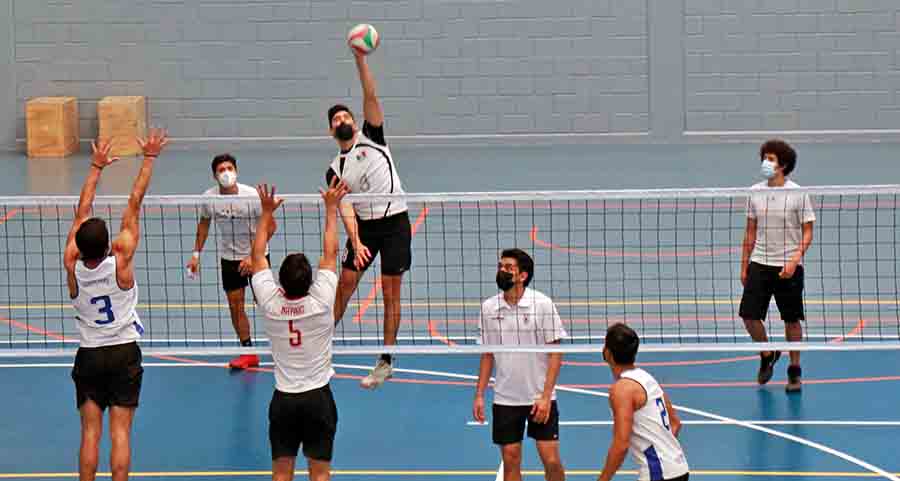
[348,23,379,55]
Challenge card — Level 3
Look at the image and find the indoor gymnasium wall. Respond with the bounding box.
[5,0,900,150]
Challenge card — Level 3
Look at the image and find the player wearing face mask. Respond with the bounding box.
[474,248,568,481]
[187,153,275,370]
[740,140,816,392]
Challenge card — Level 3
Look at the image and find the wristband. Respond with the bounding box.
[192,251,200,259]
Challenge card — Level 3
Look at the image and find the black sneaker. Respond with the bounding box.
[786,365,802,393]
[757,351,781,384]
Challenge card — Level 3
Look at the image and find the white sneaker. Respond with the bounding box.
[360,359,393,389]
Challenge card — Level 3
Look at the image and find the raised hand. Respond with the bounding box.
[256,184,285,214]
[319,177,350,208]
[91,138,120,169]
[137,128,169,158]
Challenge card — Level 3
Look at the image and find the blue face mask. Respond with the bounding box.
[760,159,777,179]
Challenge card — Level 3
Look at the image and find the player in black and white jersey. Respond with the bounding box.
[249,178,350,481]
[63,130,168,481]
[325,47,411,389]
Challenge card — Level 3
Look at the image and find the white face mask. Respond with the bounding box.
[760,160,777,179]
[217,170,237,188]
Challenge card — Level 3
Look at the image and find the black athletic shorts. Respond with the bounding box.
[269,384,338,462]
[739,261,805,323]
[342,211,411,275]
[492,401,560,445]
[221,254,269,292]
[71,341,143,410]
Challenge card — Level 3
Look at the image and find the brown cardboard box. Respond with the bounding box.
[98,96,147,156]
[26,97,79,158]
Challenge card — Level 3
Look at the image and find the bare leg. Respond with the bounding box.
[785,321,803,366]
[500,443,523,481]
[381,274,403,346]
[78,400,104,481]
[108,406,136,481]
[334,268,363,324]
[307,458,331,481]
[272,456,296,481]
[536,440,565,481]
[226,287,251,343]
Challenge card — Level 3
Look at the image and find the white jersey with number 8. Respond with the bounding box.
[73,256,143,348]
[252,268,337,394]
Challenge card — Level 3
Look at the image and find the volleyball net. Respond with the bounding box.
[1,184,899,357]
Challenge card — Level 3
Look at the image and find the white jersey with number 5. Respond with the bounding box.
[619,368,689,481]
[73,256,143,348]
[252,268,337,394]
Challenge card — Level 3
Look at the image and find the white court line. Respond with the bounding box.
[557,385,900,481]
[3,359,898,480]
[338,365,900,481]
[468,420,900,427]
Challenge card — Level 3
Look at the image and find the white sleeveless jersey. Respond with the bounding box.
[251,269,337,393]
[328,126,407,220]
[619,368,689,481]
[73,256,143,348]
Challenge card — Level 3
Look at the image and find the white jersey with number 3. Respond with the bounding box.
[252,268,337,394]
[73,256,143,348]
[620,368,689,481]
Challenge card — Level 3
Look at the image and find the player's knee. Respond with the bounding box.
[110,461,129,480]
[501,445,522,466]
[543,458,564,476]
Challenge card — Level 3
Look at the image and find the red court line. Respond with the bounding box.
[830,319,866,343]
[563,319,868,368]
[564,375,900,390]
[82,351,476,386]
[351,207,429,325]
[427,319,456,346]
[6,316,898,390]
[530,226,740,258]
[0,208,21,225]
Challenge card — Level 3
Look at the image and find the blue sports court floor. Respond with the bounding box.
[1,141,899,479]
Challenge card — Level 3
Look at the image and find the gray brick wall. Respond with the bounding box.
[3,0,900,149]
[8,0,648,144]
[685,0,900,131]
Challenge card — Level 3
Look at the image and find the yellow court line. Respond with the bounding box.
[0,470,898,479]
[2,298,899,310]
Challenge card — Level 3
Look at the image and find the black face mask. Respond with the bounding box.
[334,123,354,142]
[496,271,515,291]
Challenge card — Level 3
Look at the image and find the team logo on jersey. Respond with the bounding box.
[522,314,529,324]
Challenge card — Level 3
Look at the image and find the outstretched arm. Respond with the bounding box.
[354,53,383,127]
[63,140,120,295]
[319,178,351,272]
[113,129,168,286]
[251,184,284,275]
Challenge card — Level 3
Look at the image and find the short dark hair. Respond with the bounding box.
[501,248,534,287]
[605,323,639,365]
[327,104,353,127]
[279,253,313,298]
[75,218,110,262]
[759,139,797,176]
[211,153,237,173]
